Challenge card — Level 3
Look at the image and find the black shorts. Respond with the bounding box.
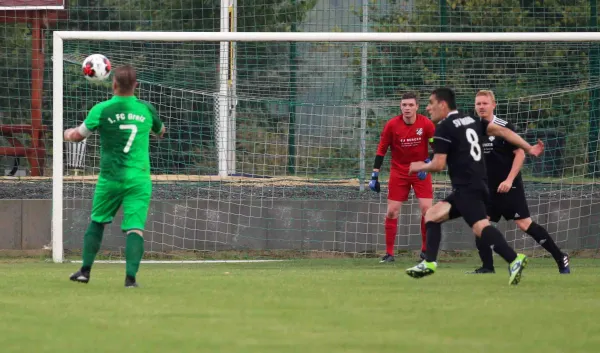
[443,186,490,227]
[487,178,530,223]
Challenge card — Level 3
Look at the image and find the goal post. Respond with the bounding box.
[52,31,600,263]
[52,31,64,263]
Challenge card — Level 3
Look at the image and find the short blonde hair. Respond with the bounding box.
[476,90,496,103]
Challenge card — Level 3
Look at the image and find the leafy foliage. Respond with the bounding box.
[0,0,317,174]
[353,0,595,175]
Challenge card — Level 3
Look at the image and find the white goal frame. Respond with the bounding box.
[51,31,600,263]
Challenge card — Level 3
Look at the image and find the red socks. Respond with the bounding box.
[385,217,398,255]
[420,215,427,252]
[385,216,426,255]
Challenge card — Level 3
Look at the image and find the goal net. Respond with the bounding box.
[52,31,600,263]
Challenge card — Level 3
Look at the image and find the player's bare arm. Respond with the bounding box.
[409,153,446,174]
[486,123,544,157]
[497,148,525,193]
[64,120,95,143]
[153,124,166,139]
[64,125,87,143]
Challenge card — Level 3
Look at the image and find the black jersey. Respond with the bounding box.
[481,116,522,187]
[432,110,490,189]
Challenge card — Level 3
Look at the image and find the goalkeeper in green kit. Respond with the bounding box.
[64,65,165,288]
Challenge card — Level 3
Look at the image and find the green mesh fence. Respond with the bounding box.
[0,0,598,259]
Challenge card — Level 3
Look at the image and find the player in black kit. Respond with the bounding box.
[467,90,570,275]
[405,88,544,285]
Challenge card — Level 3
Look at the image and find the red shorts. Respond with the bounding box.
[387,172,433,202]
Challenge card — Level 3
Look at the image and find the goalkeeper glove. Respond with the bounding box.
[417,158,431,180]
[369,172,380,193]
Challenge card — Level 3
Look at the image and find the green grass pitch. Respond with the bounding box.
[1,258,599,353]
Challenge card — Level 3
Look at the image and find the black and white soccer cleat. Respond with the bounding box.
[125,275,139,288]
[69,269,90,284]
[465,266,495,274]
[379,253,395,263]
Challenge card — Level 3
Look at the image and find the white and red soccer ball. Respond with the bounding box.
[82,54,111,82]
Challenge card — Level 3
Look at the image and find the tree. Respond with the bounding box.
[353,0,592,173]
[46,0,318,174]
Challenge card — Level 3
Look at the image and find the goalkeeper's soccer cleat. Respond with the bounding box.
[558,254,571,274]
[125,275,139,288]
[405,260,437,279]
[380,253,395,263]
[69,269,90,284]
[508,254,528,285]
[466,266,495,274]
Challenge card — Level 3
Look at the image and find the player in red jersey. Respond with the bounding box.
[369,92,435,262]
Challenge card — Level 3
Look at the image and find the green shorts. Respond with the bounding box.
[91,176,152,232]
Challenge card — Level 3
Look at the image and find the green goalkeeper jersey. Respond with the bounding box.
[81,95,164,181]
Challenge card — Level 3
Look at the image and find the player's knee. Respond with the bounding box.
[472,219,491,237]
[515,218,532,232]
[386,209,399,219]
[418,197,432,209]
[91,221,105,228]
[386,201,402,219]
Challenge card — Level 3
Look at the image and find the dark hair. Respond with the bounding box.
[401,92,419,102]
[113,65,137,92]
[431,87,457,110]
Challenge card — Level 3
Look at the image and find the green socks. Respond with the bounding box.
[81,221,105,271]
[125,233,144,279]
[81,224,144,280]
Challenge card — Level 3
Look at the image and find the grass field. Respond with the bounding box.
[1,258,599,353]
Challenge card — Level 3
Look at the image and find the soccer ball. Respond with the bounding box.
[82,54,111,81]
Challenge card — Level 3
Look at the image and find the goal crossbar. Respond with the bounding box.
[53,31,600,42]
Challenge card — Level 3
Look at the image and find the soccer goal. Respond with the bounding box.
[51,31,600,263]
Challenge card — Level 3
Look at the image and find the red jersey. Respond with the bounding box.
[376,114,435,175]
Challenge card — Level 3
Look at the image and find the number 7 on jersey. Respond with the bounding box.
[120,124,138,153]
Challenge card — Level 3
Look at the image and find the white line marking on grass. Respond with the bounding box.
[69,260,287,264]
